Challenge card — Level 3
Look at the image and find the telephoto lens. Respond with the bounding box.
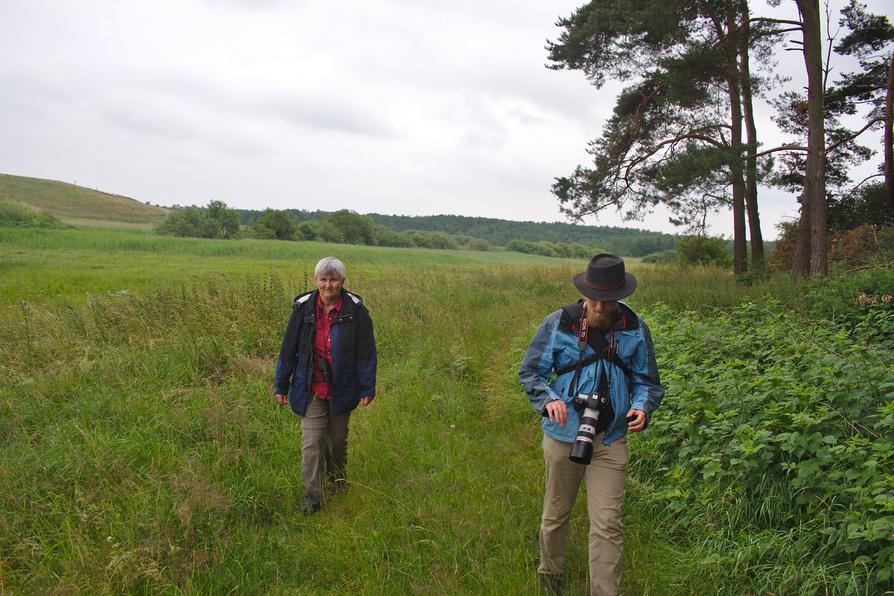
[569,401,599,464]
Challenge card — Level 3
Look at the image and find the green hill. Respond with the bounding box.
[0,173,169,227]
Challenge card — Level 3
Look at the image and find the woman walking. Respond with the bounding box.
[274,257,377,515]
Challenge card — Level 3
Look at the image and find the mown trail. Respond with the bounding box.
[1,254,602,593]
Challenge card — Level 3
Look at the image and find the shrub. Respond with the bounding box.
[641,249,677,264]
[254,208,296,240]
[677,235,730,267]
[155,201,240,239]
[828,182,893,232]
[325,210,375,245]
[768,220,798,271]
[296,220,320,241]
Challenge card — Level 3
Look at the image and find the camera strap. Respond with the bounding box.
[563,310,630,396]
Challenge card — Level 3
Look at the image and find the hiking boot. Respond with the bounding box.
[328,478,348,495]
[538,573,564,595]
[301,499,320,516]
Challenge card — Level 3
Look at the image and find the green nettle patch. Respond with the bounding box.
[635,300,894,593]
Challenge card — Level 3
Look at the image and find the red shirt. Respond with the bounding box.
[310,294,342,399]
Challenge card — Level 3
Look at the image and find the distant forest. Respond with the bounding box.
[237,209,679,257]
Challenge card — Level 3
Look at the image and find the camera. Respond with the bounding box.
[316,356,333,384]
[568,391,611,465]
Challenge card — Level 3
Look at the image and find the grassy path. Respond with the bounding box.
[0,240,591,592]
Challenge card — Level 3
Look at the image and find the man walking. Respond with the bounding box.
[519,254,664,595]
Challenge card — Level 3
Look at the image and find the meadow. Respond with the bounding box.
[1,226,891,594]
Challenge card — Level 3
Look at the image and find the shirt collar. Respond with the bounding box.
[316,292,343,317]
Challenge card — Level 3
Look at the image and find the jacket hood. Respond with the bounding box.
[293,288,364,309]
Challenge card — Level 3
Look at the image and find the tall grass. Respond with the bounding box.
[0,200,66,229]
[2,227,889,593]
[1,254,593,592]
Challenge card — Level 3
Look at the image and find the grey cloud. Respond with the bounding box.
[100,103,195,141]
[137,71,397,139]
[257,95,397,138]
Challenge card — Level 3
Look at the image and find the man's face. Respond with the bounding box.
[584,298,617,329]
[316,274,344,303]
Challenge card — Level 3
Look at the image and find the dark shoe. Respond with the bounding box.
[538,573,563,595]
[301,499,320,516]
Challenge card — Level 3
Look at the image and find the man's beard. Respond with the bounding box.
[587,310,614,330]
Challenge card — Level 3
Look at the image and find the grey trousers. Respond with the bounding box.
[300,394,351,505]
[539,433,629,596]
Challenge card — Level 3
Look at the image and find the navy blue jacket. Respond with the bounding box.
[275,289,377,417]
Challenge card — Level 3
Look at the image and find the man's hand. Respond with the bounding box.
[626,408,647,432]
[545,399,568,427]
[275,394,288,406]
[360,396,375,407]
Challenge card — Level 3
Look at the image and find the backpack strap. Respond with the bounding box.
[559,306,632,397]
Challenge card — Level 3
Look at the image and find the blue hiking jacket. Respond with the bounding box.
[274,289,377,417]
[518,300,664,445]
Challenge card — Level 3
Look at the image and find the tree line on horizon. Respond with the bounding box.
[236,207,681,257]
[547,0,894,278]
[153,202,681,258]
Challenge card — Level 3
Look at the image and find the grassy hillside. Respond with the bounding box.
[0,173,169,226]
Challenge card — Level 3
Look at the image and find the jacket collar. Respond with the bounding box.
[295,288,359,317]
[559,299,639,332]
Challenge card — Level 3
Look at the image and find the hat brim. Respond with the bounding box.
[572,272,637,301]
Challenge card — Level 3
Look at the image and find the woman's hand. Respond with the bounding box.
[360,396,375,407]
[275,394,288,406]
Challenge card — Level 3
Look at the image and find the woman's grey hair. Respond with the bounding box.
[314,257,346,280]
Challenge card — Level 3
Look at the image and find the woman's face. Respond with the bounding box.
[316,273,344,303]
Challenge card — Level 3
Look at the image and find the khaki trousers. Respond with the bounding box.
[300,394,351,505]
[539,433,629,596]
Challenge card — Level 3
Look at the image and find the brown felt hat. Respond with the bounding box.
[572,253,637,301]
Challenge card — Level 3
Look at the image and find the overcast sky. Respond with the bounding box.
[1,0,891,239]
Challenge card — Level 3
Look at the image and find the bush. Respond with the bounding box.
[462,237,492,252]
[155,201,240,239]
[828,182,893,232]
[251,225,277,240]
[318,221,344,243]
[325,210,375,245]
[768,220,798,271]
[830,224,894,266]
[253,209,296,240]
[507,239,593,259]
[296,220,320,241]
[677,235,731,267]
[641,249,677,264]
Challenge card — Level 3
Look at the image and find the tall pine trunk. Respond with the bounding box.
[793,0,827,278]
[801,0,827,276]
[886,48,893,215]
[726,0,748,274]
[739,2,765,272]
[792,195,812,280]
